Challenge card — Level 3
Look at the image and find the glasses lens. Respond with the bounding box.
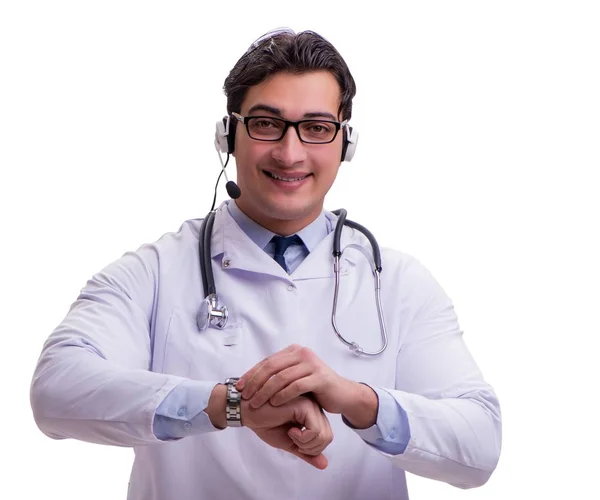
[247,117,286,140]
[298,121,338,143]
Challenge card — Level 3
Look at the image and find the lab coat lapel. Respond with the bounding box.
[209,204,360,279]
[291,226,360,280]
[210,205,289,277]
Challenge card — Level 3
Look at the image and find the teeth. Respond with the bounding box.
[269,172,308,182]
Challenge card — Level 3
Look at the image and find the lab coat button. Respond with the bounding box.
[390,428,397,439]
[223,259,231,268]
[286,285,295,291]
[177,407,186,417]
[183,422,191,431]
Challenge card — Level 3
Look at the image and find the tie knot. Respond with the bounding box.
[271,234,301,255]
[271,235,302,272]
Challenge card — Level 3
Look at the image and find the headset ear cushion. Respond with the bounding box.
[226,117,236,154]
[214,116,236,154]
[214,118,229,154]
[342,125,359,162]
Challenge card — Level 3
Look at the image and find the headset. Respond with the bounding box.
[214,115,359,162]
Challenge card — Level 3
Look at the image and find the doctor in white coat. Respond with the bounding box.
[30,29,502,500]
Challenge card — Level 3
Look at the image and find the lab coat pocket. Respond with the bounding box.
[162,307,246,381]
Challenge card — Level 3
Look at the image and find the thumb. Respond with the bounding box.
[290,449,329,470]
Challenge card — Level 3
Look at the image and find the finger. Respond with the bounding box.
[291,437,325,456]
[237,361,266,391]
[288,426,319,445]
[238,350,298,398]
[237,345,300,390]
[290,449,328,470]
[290,425,331,454]
[270,374,319,407]
[241,351,301,400]
[249,365,312,409]
[293,396,330,443]
[294,428,333,456]
[294,412,333,456]
[296,442,329,456]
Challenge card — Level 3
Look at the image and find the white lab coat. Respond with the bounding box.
[31,203,501,499]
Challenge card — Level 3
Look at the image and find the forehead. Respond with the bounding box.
[240,71,341,119]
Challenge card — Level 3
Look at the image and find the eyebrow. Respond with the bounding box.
[247,104,337,121]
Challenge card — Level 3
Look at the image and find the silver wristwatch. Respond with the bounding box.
[225,377,242,427]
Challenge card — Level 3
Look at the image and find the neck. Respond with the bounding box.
[234,200,320,236]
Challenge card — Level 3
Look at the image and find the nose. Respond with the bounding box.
[271,125,307,166]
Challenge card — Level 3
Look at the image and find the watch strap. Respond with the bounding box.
[225,377,242,427]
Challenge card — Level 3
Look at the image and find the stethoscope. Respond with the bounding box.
[196,208,389,356]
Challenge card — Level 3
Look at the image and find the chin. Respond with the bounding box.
[267,198,319,219]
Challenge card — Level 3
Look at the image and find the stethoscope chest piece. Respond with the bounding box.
[196,293,228,331]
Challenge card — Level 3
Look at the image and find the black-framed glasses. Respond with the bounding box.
[231,112,348,145]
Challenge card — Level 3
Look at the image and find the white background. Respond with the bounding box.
[1,1,599,498]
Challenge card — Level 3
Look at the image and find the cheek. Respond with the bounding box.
[236,141,271,169]
[313,150,342,181]
[322,138,344,167]
[234,147,259,179]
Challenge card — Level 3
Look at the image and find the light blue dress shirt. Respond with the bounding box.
[154,201,410,454]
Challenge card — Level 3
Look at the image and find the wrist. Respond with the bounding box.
[239,398,267,429]
[206,384,227,429]
[240,398,252,428]
[340,382,379,429]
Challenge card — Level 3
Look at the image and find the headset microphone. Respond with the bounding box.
[226,179,241,199]
[213,116,242,200]
[216,149,241,199]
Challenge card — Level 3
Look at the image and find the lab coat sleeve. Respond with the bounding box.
[371,257,502,488]
[153,380,222,440]
[345,386,411,455]
[30,245,212,447]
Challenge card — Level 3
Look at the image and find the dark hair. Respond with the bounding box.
[223,29,357,121]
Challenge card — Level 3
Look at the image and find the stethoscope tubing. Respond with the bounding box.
[197,208,389,356]
[331,209,388,356]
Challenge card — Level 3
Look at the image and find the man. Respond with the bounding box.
[30,29,501,499]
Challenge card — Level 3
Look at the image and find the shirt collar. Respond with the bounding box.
[227,199,330,252]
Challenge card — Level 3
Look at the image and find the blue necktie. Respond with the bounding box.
[271,235,301,273]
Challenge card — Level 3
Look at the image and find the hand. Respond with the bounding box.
[236,344,355,415]
[241,395,333,470]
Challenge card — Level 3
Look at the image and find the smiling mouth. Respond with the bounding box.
[264,171,311,182]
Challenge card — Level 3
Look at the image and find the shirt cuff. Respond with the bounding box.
[343,385,411,455]
[153,380,222,440]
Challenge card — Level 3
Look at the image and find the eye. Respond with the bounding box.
[301,121,335,139]
[253,119,276,128]
[305,122,333,133]
[247,117,285,139]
